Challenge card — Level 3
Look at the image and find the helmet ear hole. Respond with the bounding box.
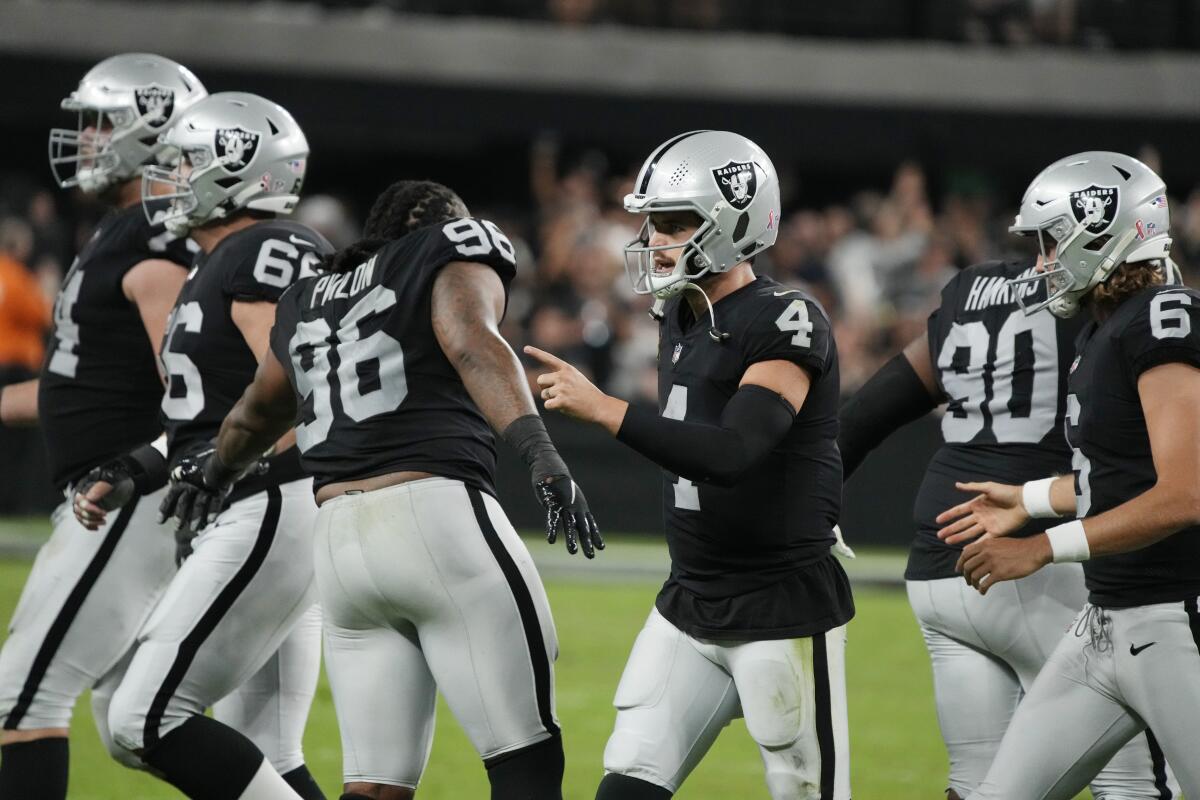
[732,211,750,243]
[1083,234,1112,252]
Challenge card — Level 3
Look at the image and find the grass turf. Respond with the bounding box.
[0,540,1094,798]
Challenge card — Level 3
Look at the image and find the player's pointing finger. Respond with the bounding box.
[523,345,566,368]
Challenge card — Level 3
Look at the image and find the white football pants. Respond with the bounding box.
[908,565,1176,799]
[315,477,559,789]
[602,607,850,799]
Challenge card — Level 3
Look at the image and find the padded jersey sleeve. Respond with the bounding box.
[1117,287,1200,378]
[740,292,833,378]
[221,225,334,303]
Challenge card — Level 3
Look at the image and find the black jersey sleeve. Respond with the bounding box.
[422,217,518,287]
[741,293,832,378]
[221,227,329,303]
[1117,288,1200,378]
[148,227,196,266]
[268,284,304,370]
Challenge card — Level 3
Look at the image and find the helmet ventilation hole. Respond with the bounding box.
[1083,234,1113,252]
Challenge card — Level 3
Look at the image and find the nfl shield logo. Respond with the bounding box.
[711,161,758,210]
[1069,184,1119,235]
[214,127,261,174]
[134,85,175,129]
[672,342,684,364]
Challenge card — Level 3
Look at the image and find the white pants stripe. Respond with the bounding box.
[602,607,851,799]
[315,477,558,788]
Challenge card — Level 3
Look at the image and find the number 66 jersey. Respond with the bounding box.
[910,259,1087,581]
[268,217,517,497]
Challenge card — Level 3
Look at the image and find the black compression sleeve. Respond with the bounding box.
[116,441,170,494]
[616,384,795,488]
[502,414,570,486]
[838,353,938,481]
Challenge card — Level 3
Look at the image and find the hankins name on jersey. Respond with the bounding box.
[962,266,1040,312]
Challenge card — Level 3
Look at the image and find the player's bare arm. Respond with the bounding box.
[216,349,297,474]
[231,299,296,455]
[0,378,39,426]
[433,260,603,557]
[122,257,188,374]
[527,345,803,488]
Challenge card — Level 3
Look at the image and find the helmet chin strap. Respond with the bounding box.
[682,282,730,343]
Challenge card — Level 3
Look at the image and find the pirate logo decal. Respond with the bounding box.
[712,161,758,210]
[214,127,260,174]
[1070,184,1119,235]
[134,85,175,129]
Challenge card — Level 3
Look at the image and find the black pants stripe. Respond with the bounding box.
[467,486,558,736]
[1146,729,1172,799]
[141,487,282,751]
[812,631,836,799]
[4,499,139,729]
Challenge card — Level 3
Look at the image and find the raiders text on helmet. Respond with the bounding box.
[624,131,781,300]
[141,92,309,236]
[1008,151,1172,319]
[48,53,207,193]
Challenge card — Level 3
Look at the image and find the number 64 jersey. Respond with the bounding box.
[268,218,517,498]
[910,259,1088,580]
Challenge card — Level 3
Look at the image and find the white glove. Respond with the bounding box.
[833,524,856,560]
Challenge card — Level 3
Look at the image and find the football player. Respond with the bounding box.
[527,131,853,799]
[159,179,601,800]
[77,93,329,799]
[935,152,1200,797]
[837,161,1177,795]
[0,53,205,800]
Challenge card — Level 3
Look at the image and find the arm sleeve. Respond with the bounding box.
[741,294,832,378]
[616,384,796,487]
[1118,289,1200,379]
[838,353,939,481]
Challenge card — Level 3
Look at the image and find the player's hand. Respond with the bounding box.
[524,346,626,433]
[957,534,1052,595]
[158,448,236,534]
[536,475,604,558]
[73,458,139,530]
[935,481,1028,545]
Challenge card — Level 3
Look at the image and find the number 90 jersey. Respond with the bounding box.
[1068,284,1200,607]
[269,218,517,497]
[160,220,332,465]
[653,276,853,640]
[908,259,1087,580]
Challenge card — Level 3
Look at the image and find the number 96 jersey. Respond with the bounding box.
[909,259,1086,581]
[269,218,517,497]
[160,220,332,461]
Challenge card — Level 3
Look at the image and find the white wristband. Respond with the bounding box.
[1022,478,1062,519]
[150,433,168,459]
[1046,520,1090,563]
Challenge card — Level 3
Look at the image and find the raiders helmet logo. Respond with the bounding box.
[134,85,175,129]
[214,127,261,174]
[1069,184,1119,235]
[712,161,758,210]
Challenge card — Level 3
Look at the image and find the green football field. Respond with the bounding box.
[0,520,1097,799]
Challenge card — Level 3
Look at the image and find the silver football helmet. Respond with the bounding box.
[48,53,207,193]
[142,92,309,236]
[1009,151,1172,318]
[624,130,781,300]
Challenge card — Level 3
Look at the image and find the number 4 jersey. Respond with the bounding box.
[39,205,194,490]
[910,259,1087,580]
[160,220,332,483]
[652,276,853,640]
[269,218,517,498]
[1067,284,1200,607]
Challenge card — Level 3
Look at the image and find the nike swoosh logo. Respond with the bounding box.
[289,234,316,248]
[773,290,801,297]
[1129,642,1157,656]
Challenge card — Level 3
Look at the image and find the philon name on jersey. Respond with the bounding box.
[309,257,377,308]
[962,266,1039,312]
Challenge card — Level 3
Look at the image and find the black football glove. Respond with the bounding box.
[536,476,603,558]
[75,459,138,514]
[158,448,249,536]
[73,442,170,529]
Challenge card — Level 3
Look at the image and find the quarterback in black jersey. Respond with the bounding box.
[0,54,205,800]
[936,152,1200,798]
[530,132,852,800]
[840,254,1176,798]
[162,180,598,800]
[80,93,328,800]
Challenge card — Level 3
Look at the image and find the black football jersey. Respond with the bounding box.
[908,260,1087,580]
[1068,284,1200,607]
[652,276,853,640]
[160,220,332,491]
[38,205,194,490]
[269,218,518,497]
